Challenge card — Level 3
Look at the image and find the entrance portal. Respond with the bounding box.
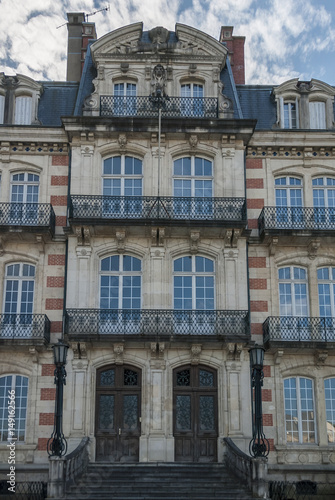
[95,365,141,462]
[173,365,218,462]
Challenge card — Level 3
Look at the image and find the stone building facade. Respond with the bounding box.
[0,13,334,485]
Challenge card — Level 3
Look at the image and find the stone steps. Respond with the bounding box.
[62,463,254,499]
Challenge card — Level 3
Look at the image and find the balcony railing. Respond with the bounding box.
[65,309,249,341]
[100,96,218,118]
[0,314,51,343]
[69,196,246,226]
[263,316,335,347]
[259,206,335,235]
[0,203,55,234]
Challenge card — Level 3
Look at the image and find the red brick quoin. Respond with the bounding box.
[249,279,267,290]
[246,178,264,189]
[39,413,54,425]
[48,254,66,266]
[248,257,266,268]
[41,364,55,376]
[41,388,56,400]
[246,158,263,169]
[52,155,69,166]
[45,299,64,310]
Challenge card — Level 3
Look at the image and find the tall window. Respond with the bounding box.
[99,255,141,334]
[181,83,204,116]
[325,378,335,443]
[173,157,213,217]
[102,156,142,216]
[114,83,136,116]
[3,263,35,321]
[313,177,335,226]
[100,255,141,310]
[317,267,335,318]
[309,101,326,129]
[278,266,309,339]
[14,96,32,125]
[283,101,298,129]
[275,177,303,227]
[0,375,28,442]
[174,256,215,311]
[10,173,39,224]
[284,377,316,444]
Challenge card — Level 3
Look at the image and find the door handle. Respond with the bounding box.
[119,428,122,435]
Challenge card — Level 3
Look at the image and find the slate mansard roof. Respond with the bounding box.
[38,82,79,126]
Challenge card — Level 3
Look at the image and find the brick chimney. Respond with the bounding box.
[219,26,245,85]
[66,12,97,81]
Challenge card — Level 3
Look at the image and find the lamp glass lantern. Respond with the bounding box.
[249,345,265,371]
[52,340,69,366]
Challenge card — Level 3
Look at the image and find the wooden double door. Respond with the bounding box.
[95,365,141,462]
[174,365,218,462]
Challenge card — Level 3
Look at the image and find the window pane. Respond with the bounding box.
[325,378,335,443]
[103,157,121,175]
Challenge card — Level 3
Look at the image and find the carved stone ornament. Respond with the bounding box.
[189,135,198,148]
[114,344,124,365]
[148,26,169,44]
[190,231,200,254]
[191,344,202,365]
[308,239,320,260]
[151,64,167,97]
[116,231,126,253]
[118,134,127,149]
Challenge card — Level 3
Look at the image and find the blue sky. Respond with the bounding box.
[0,0,334,85]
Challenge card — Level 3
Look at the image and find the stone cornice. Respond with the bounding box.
[247,145,335,159]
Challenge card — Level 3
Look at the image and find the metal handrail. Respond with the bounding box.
[69,195,246,225]
[263,316,335,344]
[0,202,55,234]
[259,206,335,234]
[100,95,218,118]
[0,314,50,342]
[65,308,250,340]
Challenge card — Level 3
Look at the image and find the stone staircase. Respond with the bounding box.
[63,462,254,499]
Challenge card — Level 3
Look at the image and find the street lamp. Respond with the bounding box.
[47,340,69,457]
[249,345,270,458]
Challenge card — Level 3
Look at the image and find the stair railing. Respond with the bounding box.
[223,437,268,498]
[48,437,89,498]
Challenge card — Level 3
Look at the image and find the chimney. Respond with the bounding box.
[219,26,245,85]
[66,12,97,81]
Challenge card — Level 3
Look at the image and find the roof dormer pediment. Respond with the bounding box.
[91,22,228,68]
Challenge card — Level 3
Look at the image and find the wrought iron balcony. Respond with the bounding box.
[0,203,55,235]
[65,309,250,341]
[259,206,335,235]
[69,196,246,227]
[100,95,218,118]
[263,316,335,348]
[0,314,50,344]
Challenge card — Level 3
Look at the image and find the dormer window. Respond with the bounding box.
[273,79,335,130]
[114,83,136,116]
[283,101,298,129]
[14,96,32,125]
[309,101,326,129]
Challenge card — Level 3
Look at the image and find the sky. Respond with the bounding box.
[0,0,335,85]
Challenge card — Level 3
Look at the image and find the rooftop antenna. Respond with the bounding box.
[56,5,110,29]
[85,5,110,22]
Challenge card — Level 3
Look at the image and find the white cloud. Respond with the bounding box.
[0,0,334,85]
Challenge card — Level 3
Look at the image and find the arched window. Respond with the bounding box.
[3,263,35,325]
[173,157,213,217]
[99,255,142,334]
[100,255,141,310]
[10,173,39,224]
[181,83,204,117]
[284,377,316,444]
[325,378,335,443]
[313,177,335,227]
[173,256,215,311]
[278,267,309,340]
[275,177,303,226]
[317,267,335,318]
[114,82,136,116]
[0,375,28,442]
[102,156,142,217]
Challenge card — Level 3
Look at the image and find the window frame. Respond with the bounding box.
[3,263,35,317]
[14,95,33,125]
[0,374,29,442]
[102,156,143,197]
[173,156,213,198]
[278,266,309,318]
[284,376,317,444]
[324,377,335,444]
[173,255,215,311]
